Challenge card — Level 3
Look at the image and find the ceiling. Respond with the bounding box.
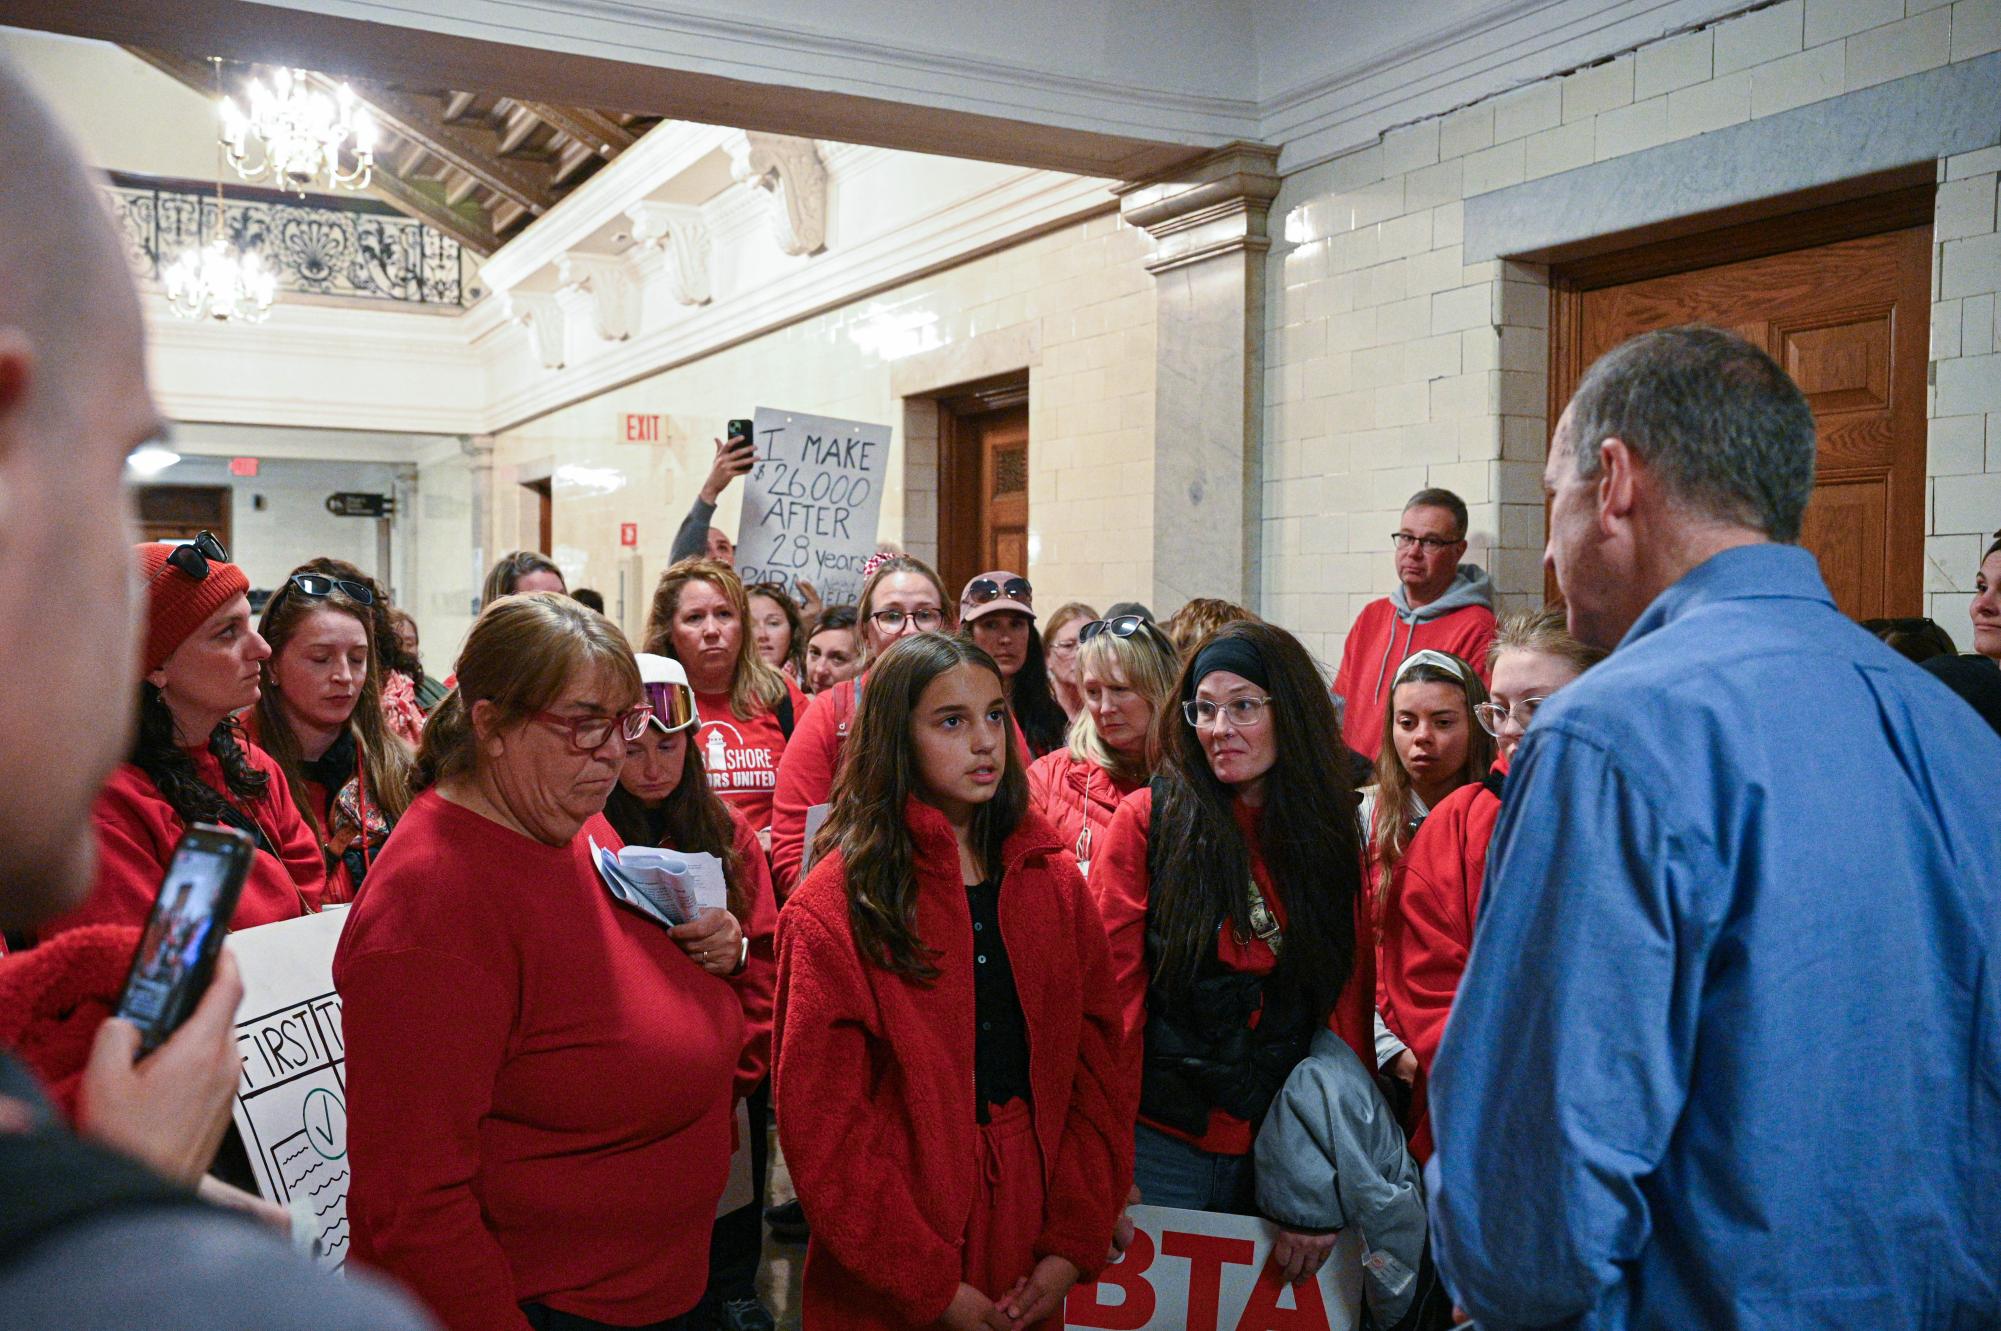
[127,47,666,256]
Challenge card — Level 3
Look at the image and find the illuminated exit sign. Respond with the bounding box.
[229,457,260,477]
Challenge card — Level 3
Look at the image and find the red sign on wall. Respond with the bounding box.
[229,457,260,477]
[621,413,661,444]
[620,522,639,548]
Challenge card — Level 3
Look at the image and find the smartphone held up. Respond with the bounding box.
[113,823,255,1054]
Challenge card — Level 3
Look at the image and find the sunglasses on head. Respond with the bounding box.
[642,679,699,734]
[148,531,227,588]
[965,577,1032,607]
[1078,613,1150,643]
[283,572,377,606]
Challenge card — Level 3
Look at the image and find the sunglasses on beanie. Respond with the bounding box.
[147,531,227,587]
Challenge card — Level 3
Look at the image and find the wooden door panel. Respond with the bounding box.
[1556,224,1930,619]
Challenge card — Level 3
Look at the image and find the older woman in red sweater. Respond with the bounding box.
[336,593,749,1331]
[1090,620,1374,1288]
[775,633,1136,1331]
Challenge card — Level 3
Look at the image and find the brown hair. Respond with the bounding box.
[1163,597,1260,659]
[855,555,953,665]
[642,559,789,718]
[1489,606,1609,676]
[601,736,749,920]
[417,592,642,791]
[818,633,1026,981]
[1367,653,1492,905]
[747,582,807,679]
[481,550,565,608]
[254,562,416,842]
[1043,601,1098,644]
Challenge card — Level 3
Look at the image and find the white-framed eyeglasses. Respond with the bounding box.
[1182,696,1274,729]
[1473,696,1549,738]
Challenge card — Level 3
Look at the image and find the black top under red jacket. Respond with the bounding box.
[773,799,1139,1327]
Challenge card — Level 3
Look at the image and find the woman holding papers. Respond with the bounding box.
[775,633,1136,1331]
[603,652,781,1331]
[643,559,810,842]
[1089,620,1374,1287]
[336,594,744,1331]
[1026,612,1179,879]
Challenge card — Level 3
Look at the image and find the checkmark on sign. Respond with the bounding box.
[302,1087,347,1162]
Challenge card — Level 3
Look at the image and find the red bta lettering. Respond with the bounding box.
[1065,1226,1335,1331]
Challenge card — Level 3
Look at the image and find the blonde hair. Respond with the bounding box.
[855,554,952,666]
[1488,606,1608,675]
[642,558,788,719]
[1065,619,1180,783]
[417,593,642,791]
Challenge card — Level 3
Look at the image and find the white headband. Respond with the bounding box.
[1393,648,1471,687]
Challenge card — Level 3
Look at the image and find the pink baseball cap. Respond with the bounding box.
[959,571,1034,623]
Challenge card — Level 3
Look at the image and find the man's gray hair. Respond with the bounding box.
[1566,325,1816,541]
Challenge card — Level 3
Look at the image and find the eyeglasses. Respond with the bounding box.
[1391,532,1460,553]
[964,577,1033,608]
[868,607,946,633]
[284,572,377,606]
[1078,614,1150,644]
[1473,697,1549,737]
[1182,696,1275,729]
[533,705,653,751]
[148,531,227,588]
[641,680,699,734]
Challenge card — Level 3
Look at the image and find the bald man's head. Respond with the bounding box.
[0,58,162,928]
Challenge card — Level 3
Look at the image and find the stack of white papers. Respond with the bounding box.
[589,837,730,929]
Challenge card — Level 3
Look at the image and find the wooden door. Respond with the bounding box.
[1552,222,1932,619]
[136,484,232,554]
[939,377,1031,593]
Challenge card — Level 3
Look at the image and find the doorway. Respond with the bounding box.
[937,372,1030,595]
[136,484,233,553]
[1549,182,1934,619]
[521,476,553,555]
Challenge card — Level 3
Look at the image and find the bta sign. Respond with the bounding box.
[1064,1206,1361,1331]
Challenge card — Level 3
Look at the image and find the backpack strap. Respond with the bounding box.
[775,692,795,740]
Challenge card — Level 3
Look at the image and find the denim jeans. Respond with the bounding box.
[1131,1122,1256,1214]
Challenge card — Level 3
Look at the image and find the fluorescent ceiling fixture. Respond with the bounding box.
[553,464,627,496]
[126,445,183,477]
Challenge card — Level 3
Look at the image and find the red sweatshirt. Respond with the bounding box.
[1090,787,1375,1156]
[1025,751,1143,873]
[695,677,810,833]
[38,745,324,939]
[774,800,1137,1328]
[335,790,742,1331]
[1334,585,1497,759]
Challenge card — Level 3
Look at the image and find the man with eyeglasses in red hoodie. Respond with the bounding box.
[1333,488,1496,759]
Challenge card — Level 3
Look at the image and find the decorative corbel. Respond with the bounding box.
[502,290,567,370]
[727,132,828,257]
[625,202,713,306]
[556,252,638,342]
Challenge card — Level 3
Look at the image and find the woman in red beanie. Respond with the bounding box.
[774,632,1136,1331]
[35,535,324,939]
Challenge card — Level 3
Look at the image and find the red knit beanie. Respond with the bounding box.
[136,542,251,677]
[0,924,142,1123]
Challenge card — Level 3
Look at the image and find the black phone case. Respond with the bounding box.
[114,824,255,1053]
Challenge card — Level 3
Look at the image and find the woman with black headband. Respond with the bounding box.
[1091,619,1373,1287]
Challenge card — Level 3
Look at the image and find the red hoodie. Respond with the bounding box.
[774,800,1137,1328]
[1376,758,1506,1160]
[38,746,325,940]
[1334,570,1497,759]
[1090,787,1375,1156]
[1025,751,1143,873]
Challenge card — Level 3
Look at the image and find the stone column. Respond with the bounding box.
[1116,142,1281,611]
[463,433,496,617]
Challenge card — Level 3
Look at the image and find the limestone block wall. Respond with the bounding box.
[1265,0,2001,662]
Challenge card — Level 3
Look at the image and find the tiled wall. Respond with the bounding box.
[482,209,1155,650]
[1266,0,2001,661]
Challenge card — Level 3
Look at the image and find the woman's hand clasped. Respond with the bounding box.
[669,906,744,976]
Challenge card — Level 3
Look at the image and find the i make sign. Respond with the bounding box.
[733,407,890,607]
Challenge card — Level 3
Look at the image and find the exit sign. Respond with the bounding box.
[620,413,660,443]
[229,457,260,477]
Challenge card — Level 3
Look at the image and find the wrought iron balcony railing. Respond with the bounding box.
[106,173,475,309]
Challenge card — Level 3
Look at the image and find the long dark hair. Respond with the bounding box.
[131,684,270,829]
[1009,624,1068,756]
[1145,620,1359,1023]
[818,633,1027,982]
[601,735,749,919]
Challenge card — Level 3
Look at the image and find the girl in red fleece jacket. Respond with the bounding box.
[1377,608,1604,1159]
[1090,620,1374,1289]
[775,633,1137,1331]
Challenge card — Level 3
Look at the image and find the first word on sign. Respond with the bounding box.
[621,413,661,444]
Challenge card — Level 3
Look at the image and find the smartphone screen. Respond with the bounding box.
[114,824,255,1053]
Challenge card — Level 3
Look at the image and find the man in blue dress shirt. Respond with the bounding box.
[1429,326,2001,1329]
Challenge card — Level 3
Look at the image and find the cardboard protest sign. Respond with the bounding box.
[1064,1205,1362,1331]
[226,910,350,1270]
[733,407,891,607]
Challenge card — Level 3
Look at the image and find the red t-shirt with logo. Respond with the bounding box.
[694,678,810,833]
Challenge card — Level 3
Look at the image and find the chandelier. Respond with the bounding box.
[163,238,276,323]
[220,66,376,195]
